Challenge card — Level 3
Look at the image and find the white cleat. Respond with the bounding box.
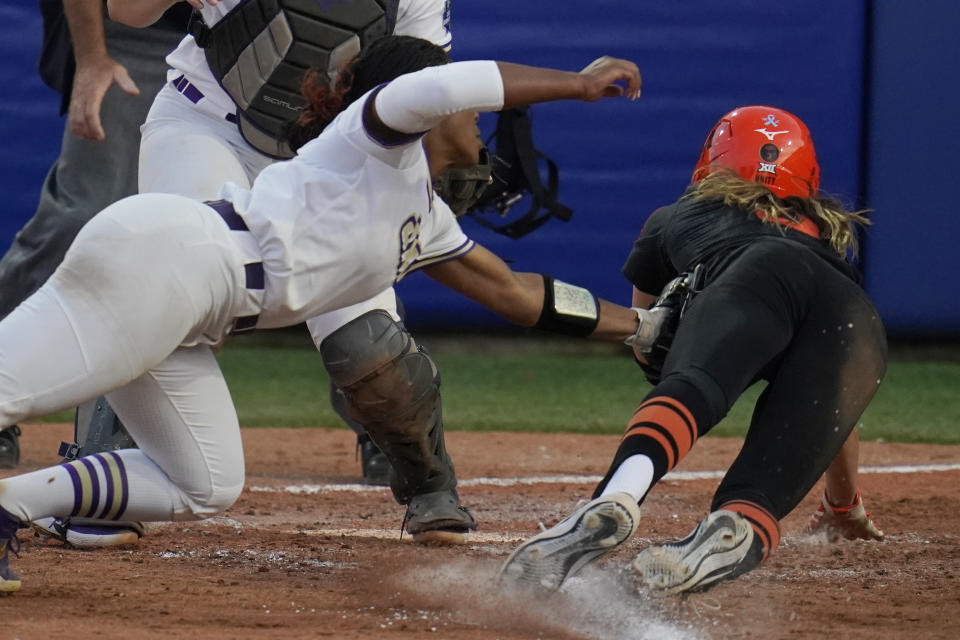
[498,492,640,594]
[31,517,144,548]
[631,509,755,595]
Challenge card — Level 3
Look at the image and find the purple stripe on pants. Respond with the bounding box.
[93,453,116,520]
[79,457,101,518]
[61,462,84,517]
[106,451,130,520]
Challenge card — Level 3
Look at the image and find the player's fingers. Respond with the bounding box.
[601,84,625,99]
[67,95,103,141]
[622,61,642,100]
[85,81,108,140]
[581,58,642,101]
[85,102,106,142]
[606,59,641,100]
[115,66,140,96]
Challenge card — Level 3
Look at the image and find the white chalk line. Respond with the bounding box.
[243,462,960,544]
[249,461,960,496]
[288,528,525,544]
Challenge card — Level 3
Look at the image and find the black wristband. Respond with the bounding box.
[534,274,600,337]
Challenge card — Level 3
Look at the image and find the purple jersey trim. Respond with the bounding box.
[78,457,101,519]
[62,462,84,517]
[405,238,476,275]
[362,84,430,148]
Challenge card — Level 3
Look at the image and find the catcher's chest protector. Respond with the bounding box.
[198,0,399,158]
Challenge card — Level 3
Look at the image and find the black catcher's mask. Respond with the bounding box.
[434,107,572,238]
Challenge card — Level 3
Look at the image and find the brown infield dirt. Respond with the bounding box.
[2,423,958,639]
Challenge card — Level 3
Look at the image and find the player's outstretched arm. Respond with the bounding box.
[498,57,642,108]
[369,56,641,146]
[423,244,640,342]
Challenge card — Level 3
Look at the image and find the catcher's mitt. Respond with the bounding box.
[635,264,706,385]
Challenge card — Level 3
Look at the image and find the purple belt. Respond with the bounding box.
[171,75,237,123]
[206,199,262,334]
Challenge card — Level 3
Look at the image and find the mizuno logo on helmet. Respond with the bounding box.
[754,128,790,141]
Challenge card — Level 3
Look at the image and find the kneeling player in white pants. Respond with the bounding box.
[38,0,457,547]
[0,37,655,593]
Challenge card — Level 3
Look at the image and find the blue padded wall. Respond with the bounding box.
[861,1,960,335]
[0,4,63,249]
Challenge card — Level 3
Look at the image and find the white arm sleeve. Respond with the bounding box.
[374,60,504,135]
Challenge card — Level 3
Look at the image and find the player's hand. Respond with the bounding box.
[806,490,885,542]
[68,54,139,141]
[577,56,642,101]
[625,305,671,354]
[183,0,221,9]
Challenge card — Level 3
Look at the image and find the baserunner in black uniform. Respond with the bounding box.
[500,105,888,595]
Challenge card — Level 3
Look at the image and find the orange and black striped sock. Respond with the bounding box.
[620,396,698,471]
[593,379,715,501]
[718,499,781,563]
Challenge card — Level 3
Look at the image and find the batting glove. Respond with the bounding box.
[807,490,884,542]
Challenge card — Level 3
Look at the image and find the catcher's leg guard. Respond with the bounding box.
[320,310,460,505]
[59,396,138,461]
[330,383,392,486]
[0,425,21,469]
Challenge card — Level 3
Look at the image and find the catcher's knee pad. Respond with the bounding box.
[320,310,455,503]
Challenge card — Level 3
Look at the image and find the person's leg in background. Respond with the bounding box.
[0,18,184,471]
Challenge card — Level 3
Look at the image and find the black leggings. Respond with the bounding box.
[600,240,887,520]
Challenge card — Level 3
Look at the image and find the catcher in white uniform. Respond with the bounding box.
[37,0,455,546]
[0,35,657,592]
[136,0,451,484]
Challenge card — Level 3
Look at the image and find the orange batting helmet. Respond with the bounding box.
[692,106,820,199]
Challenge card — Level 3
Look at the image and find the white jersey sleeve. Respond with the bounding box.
[395,0,452,50]
[373,60,505,137]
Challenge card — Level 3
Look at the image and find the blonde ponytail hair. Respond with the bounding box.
[688,170,870,257]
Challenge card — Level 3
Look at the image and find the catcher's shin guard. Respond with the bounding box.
[330,383,392,486]
[320,310,457,505]
[59,397,137,461]
[0,425,21,469]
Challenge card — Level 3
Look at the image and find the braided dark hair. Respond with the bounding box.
[286,35,451,152]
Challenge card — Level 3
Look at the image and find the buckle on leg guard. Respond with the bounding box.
[58,442,80,461]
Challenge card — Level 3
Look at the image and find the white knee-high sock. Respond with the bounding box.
[0,449,189,523]
[600,454,655,503]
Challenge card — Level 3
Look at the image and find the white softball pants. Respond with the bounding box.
[0,194,255,522]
